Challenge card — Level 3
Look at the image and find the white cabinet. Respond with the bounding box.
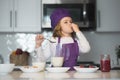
[0,0,41,32]
[0,0,13,32]
[97,0,120,32]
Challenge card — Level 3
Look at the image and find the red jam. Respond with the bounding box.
[100,54,111,72]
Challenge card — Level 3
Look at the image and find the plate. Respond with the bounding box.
[74,66,99,73]
[20,66,42,73]
[14,66,22,69]
[46,67,70,73]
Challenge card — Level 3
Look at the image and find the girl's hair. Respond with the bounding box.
[52,23,62,37]
[52,23,75,38]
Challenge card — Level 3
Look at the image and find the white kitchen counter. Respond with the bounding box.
[0,70,120,80]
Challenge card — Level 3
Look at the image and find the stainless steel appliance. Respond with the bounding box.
[42,0,96,31]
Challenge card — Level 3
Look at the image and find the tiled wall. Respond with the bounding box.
[0,33,35,64]
[0,31,53,64]
[0,31,120,67]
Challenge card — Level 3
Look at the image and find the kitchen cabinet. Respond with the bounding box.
[97,0,120,32]
[0,0,41,32]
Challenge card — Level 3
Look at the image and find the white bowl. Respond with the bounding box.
[46,67,70,73]
[20,66,42,73]
[32,62,45,71]
[74,66,99,73]
[0,64,15,75]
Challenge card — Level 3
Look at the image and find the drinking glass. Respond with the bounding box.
[51,57,64,67]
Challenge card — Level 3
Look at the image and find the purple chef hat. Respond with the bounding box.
[50,8,71,29]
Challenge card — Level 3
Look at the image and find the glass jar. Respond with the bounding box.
[100,54,111,72]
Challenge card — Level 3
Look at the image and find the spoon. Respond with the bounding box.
[44,38,56,43]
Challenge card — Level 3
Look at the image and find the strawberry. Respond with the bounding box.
[80,64,84,68]
[89,65,95,68]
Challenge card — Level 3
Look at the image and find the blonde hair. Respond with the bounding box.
[52,23,75,38]
[53,23,62,37]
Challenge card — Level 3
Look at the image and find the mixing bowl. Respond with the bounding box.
[0,64,15,75]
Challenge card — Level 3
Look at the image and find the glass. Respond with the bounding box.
[50,43,64,67]
[100,54,111,72]
[51,57,64,67]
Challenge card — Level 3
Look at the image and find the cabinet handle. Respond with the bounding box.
[15,11,17,27]
[97,10,101,28]
[10,11,12,27]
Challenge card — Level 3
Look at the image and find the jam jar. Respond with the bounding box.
[100,54,111,72]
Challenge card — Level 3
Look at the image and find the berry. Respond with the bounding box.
[89,65,95,68]
[80,64,84,68]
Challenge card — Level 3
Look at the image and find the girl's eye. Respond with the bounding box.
[64,21,72,24]
[64,21,68,24]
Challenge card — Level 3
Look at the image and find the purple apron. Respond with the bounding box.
[56,37,79,70]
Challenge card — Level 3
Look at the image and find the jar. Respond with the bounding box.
[100,54,111,72]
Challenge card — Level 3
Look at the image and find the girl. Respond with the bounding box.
[34,8,90,70]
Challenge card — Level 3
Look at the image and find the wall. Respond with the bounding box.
[79,32,120,67]
[0,31,120,67]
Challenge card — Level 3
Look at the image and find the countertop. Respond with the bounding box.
[0,70,120,80]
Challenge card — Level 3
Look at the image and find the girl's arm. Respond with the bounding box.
[71,23,90,54]
[34,37,57,62]
[33,41,52,62]
[76,31,91,54]
[34,34,53,61]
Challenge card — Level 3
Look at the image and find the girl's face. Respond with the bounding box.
[60,17,73,37]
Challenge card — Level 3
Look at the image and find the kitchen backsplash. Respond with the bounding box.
[0,31,53,64]
[0,31,120,67]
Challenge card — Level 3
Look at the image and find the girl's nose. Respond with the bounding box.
[69,22,72,25]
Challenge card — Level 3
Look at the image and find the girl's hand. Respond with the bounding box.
[35,34,44,48]
[71,23,80,33]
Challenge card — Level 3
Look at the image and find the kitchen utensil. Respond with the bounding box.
[44,38,56,43]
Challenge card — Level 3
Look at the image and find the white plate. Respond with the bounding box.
[20,66,42,73]
[74,66,99,73]
[46,67,70,73]
[14,66,22,69]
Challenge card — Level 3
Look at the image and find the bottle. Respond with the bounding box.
[100,54,111,72]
